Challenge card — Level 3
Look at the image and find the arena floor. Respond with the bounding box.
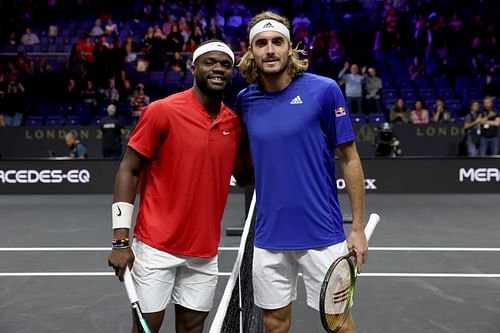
[1,192,499,333]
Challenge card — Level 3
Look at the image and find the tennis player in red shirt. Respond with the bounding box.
[108,40,252,333]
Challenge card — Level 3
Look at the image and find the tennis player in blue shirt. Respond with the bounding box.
[236,11,368,333]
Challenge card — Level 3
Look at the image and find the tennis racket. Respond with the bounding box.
[123,267,153,333]
[319,213,380,333]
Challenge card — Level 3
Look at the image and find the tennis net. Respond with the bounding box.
[209,191,263,333]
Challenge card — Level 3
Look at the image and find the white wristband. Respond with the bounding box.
[112,202,134,229]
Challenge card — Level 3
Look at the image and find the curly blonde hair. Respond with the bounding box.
[238,11,308,83]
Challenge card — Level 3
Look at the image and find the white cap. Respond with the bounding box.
[192,41,235,65]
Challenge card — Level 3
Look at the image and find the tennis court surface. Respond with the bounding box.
[1,192,499,332]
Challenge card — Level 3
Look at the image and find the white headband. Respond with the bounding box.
[192,41,235,65]
[249,19,291,45]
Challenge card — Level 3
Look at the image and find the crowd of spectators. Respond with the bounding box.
[0,0,499,138]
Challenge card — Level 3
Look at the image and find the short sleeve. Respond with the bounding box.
[320,80,356,147]
[127,100,169,159]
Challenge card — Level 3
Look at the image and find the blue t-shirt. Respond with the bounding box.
[237,73,356,250]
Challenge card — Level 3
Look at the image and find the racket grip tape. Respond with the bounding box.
[364,213,380,241]
[124,266,139,304]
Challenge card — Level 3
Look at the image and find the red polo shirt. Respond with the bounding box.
[128,88,248,258]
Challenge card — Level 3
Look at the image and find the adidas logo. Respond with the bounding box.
[263,22,274,28]
[290,96,303,104]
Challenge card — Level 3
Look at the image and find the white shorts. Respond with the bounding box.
[253,241,348,311]
[131,239,218,313]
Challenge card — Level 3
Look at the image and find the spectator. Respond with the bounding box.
[363,66,383,114]
[168,51,186,73]
[100,104,124,158]
[62,78,81,105]
[463,100,482,157]
[410,99,430,124]
[119,79,134,103]
[81,79,98,108]
[339,61,364,114]
[390,98,410,123]
[165,23,184,53]
[109,37,126,78]
[380,7,400,50]
[20,28,40,46]
[130,83,150,125]
[104,18,119,37]
[413,14,431,53]
[481,74,500,98]
[479,96,499,156]
[123,36,139,63]
[89,19,104,37]
[178,17,191,44]
[431,98,452,123]
[408,55,426,80]
[8,32,18,48]
[93,35,111,87]
[448,12,465,48]
[4,80,26,127]
[65,132,88,159]
[101,78,120,105]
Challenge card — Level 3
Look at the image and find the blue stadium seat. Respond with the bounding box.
[90,116,102,125]
[419,88,436,101]
[382,89,398,101]
[396,79,413,89]
[73,103,90,124]
[400,89,417,102]
[446,100,463,115]
[66,116,82,126]
[96,103,109,116]
[438,88,456,100]
[455,76,472,93]
[165,70,184,84]
[350,113,366,124]
[36,104,52,117]
[367,113,386,124]
[383,98,398,110]
[45,115,65,126]
[432,77,449,89]
[461,88,481,105]
[25,116,44,127]
[414,77,431,89]
[53,103,71,116]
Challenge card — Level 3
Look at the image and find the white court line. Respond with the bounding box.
[0,272,115,277]
[1,247,500,252]
[0,272,499,278]
[360,273,500,278]
[369,247,500,252]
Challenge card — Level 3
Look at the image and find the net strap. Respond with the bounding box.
[208,190,257,333]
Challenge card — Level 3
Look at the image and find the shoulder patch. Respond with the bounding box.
[335,106,346,117]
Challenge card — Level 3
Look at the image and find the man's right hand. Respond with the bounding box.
[107,248,135,282]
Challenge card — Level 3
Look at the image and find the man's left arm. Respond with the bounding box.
[337,141,368,272]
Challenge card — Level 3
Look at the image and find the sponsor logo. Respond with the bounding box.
[223,130,231,135]
[335,107,346,117]
[262,22,274,28]
[117,206,122,216]
[459,168,500,182]
[290,96,303,104]
[0,169,91,184]
[337,178,377,190]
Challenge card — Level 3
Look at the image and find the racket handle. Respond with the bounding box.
[124,266,139,304]
[364,213,380,241]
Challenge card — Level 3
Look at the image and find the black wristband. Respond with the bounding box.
[112,238,130,249]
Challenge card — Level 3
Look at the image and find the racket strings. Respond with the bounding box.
[324,258,354,330]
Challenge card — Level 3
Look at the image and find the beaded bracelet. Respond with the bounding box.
[112,238,130,249]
